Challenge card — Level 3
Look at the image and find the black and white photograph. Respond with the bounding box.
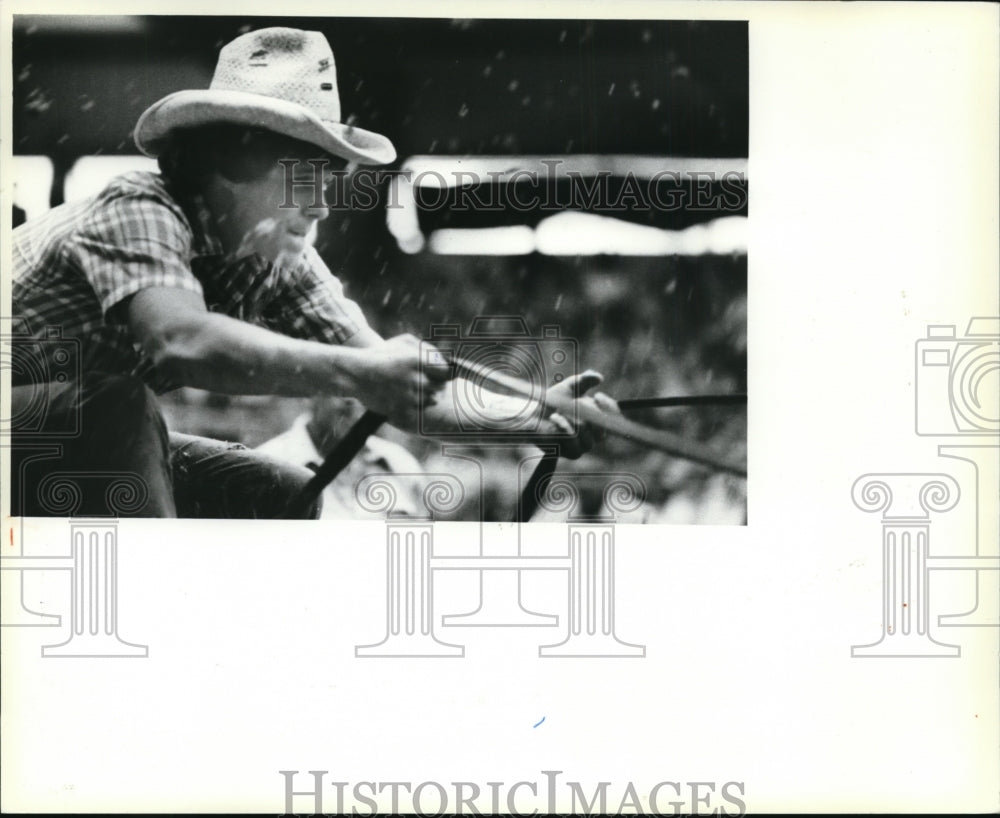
[6,15,748,523]
[2,3,997,815]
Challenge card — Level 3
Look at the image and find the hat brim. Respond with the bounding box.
[134,89,396,166]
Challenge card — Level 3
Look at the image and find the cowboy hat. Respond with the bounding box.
[134,27,396,165]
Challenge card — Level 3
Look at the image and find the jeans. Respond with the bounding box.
[8,373,321,519]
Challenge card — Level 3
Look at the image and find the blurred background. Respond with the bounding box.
[11,15,748,523]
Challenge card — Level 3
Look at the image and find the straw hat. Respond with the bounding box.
[134,27,396,165]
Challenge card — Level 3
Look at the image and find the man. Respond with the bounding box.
[256,396,426,519]
[9,26,612,519]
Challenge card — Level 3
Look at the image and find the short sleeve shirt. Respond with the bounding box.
[11,171,369,392]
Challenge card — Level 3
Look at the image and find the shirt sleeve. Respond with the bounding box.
[64,188,204,323]
[266,245,370,345]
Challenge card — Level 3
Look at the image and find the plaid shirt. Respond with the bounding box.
[11,171,368,393]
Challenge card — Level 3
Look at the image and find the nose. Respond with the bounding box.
[301,199,330,222]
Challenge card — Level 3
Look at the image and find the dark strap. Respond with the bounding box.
[512,448,560,524]
[281,409,385,519]
[617,393,747,411]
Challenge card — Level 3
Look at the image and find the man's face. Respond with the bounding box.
[224,149,343,265]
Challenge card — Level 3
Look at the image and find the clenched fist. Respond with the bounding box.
[349,334,452,429]
[538,369,620,459]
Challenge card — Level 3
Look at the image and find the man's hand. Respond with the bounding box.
[348,334,452,429]
[538,369,620,459]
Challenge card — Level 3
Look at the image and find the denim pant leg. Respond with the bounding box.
[9,373,176,517]
[168,433,322,519]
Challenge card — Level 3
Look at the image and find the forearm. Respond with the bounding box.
[146,311,367,397]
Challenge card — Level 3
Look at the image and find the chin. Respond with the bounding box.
[267,236,310,265]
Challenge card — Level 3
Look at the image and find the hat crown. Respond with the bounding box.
[209,27,341,123]
[133,26,395,164]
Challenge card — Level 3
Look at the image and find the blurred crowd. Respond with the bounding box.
[160,249,747,523]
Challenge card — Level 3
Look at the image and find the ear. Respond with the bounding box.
[208,167,242,194]
[202,169,243,216]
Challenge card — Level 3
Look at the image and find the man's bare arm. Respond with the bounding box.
[127,287,445,426]
[129,287,611,457]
